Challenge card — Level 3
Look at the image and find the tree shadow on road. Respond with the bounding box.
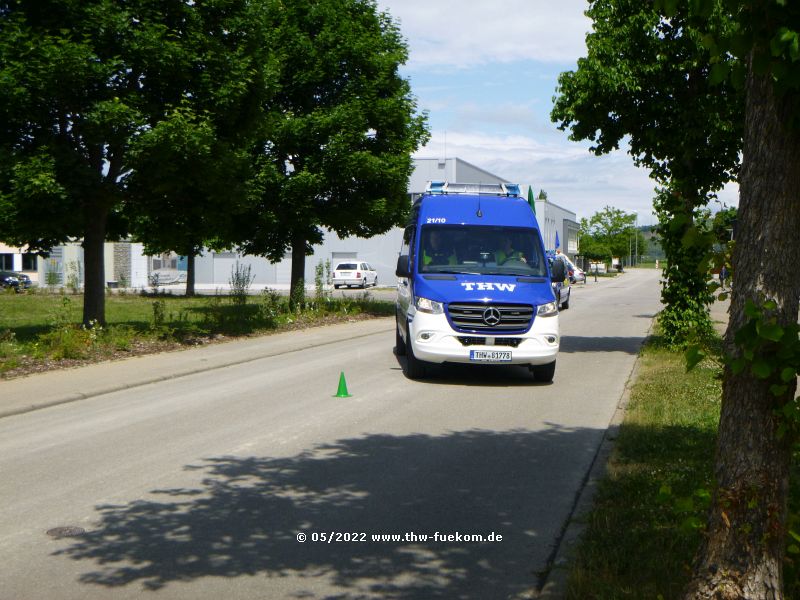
[54,427,603,599]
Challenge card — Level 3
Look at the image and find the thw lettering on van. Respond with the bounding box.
[460,282,517,292]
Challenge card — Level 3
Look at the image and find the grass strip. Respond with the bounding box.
[564,332,800,598]
[565,334,722,599]
[0,289,393,377]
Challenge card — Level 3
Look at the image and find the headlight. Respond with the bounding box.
[537,301,558,317]
[415,296,444,314]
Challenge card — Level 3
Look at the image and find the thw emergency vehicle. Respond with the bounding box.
[395,182,562,381]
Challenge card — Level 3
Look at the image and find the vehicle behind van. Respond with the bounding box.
[395,182,560,382]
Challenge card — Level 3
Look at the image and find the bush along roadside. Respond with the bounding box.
[0,291,393,378]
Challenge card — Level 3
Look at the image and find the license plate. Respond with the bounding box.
[470,350,512,362]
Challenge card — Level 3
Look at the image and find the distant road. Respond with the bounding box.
[0,269,662,600]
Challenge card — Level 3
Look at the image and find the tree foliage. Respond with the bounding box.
[551,0,743,346]
[236,0,429,301]
[0,0,272,321]
[123,0,276,296]
[0,0,426,314]
[579,206,644,263]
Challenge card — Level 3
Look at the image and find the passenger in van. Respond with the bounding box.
[423,230,458,266]
[495,236,526,265]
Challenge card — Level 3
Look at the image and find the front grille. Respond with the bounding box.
[457,336,486,346]
[495,338,522,347]
[456,337,523,347]
[448,303,533,332]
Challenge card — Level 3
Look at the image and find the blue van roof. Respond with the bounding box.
[416,193,540,228]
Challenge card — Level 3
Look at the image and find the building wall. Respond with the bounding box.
[0,243,40,281]
[408,157,509,193]
[533,194,578,259]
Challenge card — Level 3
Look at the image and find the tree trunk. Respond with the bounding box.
[684,54,800,600]
[289,231,306,309]
[81,203,109,327]
[186,251,196,297]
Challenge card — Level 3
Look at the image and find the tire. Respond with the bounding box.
[334,284,340,289]
[530,360,556,383]
[361,278,367,289]
[562,296,569,310]
[395,319,407,356]
[405,333,427,380]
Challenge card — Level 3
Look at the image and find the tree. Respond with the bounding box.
[0,0,270,321]
[580,206,639,263]
[551,0,743,346]
[123,0,276,297]
[710,205,737,247]
[125,110,251,295]
[679,2,800,596]
[236,0,428,302]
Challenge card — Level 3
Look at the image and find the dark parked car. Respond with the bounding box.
[0,271,32,291]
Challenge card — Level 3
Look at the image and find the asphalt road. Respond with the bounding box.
[0,269,662,600]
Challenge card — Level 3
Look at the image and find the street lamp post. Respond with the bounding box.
[628,235,632,269]
[634,212,638,267]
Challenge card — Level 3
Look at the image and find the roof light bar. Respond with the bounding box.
[425,181,521,197]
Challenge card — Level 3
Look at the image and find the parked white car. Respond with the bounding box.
[332,261,378,289]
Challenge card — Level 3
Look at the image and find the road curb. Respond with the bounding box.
[533,326,650,599]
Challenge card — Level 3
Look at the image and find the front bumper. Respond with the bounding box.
[408,310,559,366]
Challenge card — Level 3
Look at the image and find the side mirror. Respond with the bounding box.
[550,258,566,282]
[396,254,411,278]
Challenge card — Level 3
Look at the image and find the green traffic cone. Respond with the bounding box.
[333,371,352,398]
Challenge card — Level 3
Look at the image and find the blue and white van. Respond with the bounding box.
[394,182,562,381]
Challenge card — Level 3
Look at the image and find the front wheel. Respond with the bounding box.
[530,360,556,383]
[405,336,427,379]
[395,321,406,356]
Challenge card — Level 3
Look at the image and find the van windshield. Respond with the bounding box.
[419,225,547,277]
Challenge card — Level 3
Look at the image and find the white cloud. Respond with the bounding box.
[379,1,741,221]
[377,0,592,68]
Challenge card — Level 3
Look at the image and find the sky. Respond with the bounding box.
[375,0,739,226]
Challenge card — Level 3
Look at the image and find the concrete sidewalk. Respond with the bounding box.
[710,294,731,334]
[0,318,394,419]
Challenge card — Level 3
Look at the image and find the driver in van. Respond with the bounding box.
[495,236,526,265]
[423,230,458,266]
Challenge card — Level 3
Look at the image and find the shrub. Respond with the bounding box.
[39,324,95,359]
[101,325,136,351]
[258,288,283,328]
[0,329,17,359]
[229,262,254,306]
[66,260,82,294]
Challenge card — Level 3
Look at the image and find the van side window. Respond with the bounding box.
[400,226,413,257]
